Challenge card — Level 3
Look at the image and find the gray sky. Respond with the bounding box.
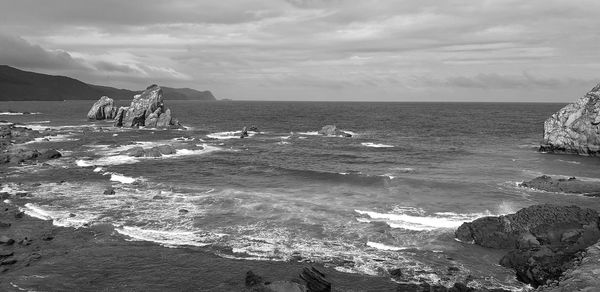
[0,0,599,101]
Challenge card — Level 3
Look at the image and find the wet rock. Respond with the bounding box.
[143,148,162,158]
[0,258,16,265]
[87,96,117,120]
[245,270,264,287]
[154,144,176,155]
[520,175,600,196]
[300,267,331,292]
[103,187,115,195]
[389,268,403,280]
[0,236,15,245]
[178,209,189,214]
[540,82,600,155]
[124,146,145,157]
[38,149,62,160]
[41,233,54,241]
[240,126,249,138]
[113,106,129,127]
[14,211,24,219]
[152,195,165,200]
[0,221,10,228]
[456,204,600,288]
[69,213,76,217]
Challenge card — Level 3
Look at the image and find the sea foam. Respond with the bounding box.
[361,142,394,148]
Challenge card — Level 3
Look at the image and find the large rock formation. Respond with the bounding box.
[521,175,600,197]
[540,83,600,155]
[455,204,600,287]
[116,85,181,129]
[87,96,117,120]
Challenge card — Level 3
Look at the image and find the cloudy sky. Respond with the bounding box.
[0,0,599,101]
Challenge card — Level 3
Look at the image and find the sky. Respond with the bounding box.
[0,0,599,102]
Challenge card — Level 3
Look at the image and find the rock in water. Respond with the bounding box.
[318,125,351,137]
[113,106,129,127]
[520,175,600,196]
[300,267,331,292]
[87,96,117,120]
[118,85,181,129]
[540,83,600,155]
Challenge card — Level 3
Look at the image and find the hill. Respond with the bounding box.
[0,65,216,101]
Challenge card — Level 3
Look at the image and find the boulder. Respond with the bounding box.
[38,149,62,160]
[154,145,176,155]
[87,96,117,120]
[455,204,600,287]
[240,126,249,138]
[521,175,600,197]
[124,146,145,157]
[156,108,175,128]
[540,83,600,155]
[318,125,351,137]
[300,267,331,292]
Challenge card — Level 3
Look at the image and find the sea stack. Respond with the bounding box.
[540,82,600,155]
[115,84,181,129]
[87,96,117,120]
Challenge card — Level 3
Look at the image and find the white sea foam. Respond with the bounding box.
[355,208,497,231]
[115,226,224,247]
[21,203,53,221]
[106,173,137,184]
[93,167,103,172]
[298,131,320,136]
[207,131,257,140]
[25,134,78,144]
[362,142,394,148]
[0,112,42,115]
[367,241,410,251]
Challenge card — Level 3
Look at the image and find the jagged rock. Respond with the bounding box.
[87,96,117,120]
[300,267,331,292]
[113,106,129,127]
[103,186,115,195]
[117,85,182,129]
[154,145,176,155]
[240,126,249,138]
[455,204,600,288]
[520,175,600,196]
[38,149,62,160]
[540,83,600,155]
[318,125,351,137]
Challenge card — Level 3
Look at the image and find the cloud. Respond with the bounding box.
[0,33,88,71]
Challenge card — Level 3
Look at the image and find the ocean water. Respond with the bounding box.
[3,100,600,290]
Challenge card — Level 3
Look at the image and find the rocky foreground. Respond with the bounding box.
[456,204,600,289]
[0,122,62,165]
[520,175,600,197]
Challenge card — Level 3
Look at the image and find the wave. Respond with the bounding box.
[361,142,394,148]
[206,130,257,140]
[21,203,92,228]
[115,226,224,247]
[105,172,138,184]
[280,167,393,186]
[24,134,78,144]
[298,131,320,136]
[354,205,514,231]
[366,241,410,251]
[0,111,42,115]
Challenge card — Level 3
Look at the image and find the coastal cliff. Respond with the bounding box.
[540,82,600,155]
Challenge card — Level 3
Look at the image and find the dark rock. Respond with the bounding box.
[240,126,249,138]
[0,221,10,228]
[456,204,600,288]
[0,258,16,265]
[152,195,165,200]
[14,211,24,219]
[69,213,76,217]
[389,268,403,280]
[300,266,331,292]
[154,144,176,155]
[248,125,259,132]
[0,236,15,245]
[540,82,600,155]
[30,183,41,187]
[0,192,9,199]
[103,187,115,195]
[87,96,117,120]
[0,251,13,257]
[520,175,600,196]
[113,106,129,127]
[41,233,54,241]
[117,85,181,129]
[178,209,189,214]
[245,270,264,287]
[16,192,29,197]
[124,146,145,157]
[38,149,62,160]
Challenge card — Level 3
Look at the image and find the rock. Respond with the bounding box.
[113,106,129,127]
[154,145,176,155]
[117,85,182,129]
[0,221,10,228]
[240,126,249,138]
[38,149,62,160]
[0,258,16,265]
[103,187,115,195]
[0,251,14,257]
[124,147,145,157]
[143,148,162,158]
[455,204,600,288]
[0,236,15,245]
[87,96,117,120]
[299,267,331,292]
[248,125,259,132]
[178,209,189,214]
[389,268,403,280]
[317,125,351,137]
[520,175,600,196]
[540,82,600,155]
[245,270,264,287]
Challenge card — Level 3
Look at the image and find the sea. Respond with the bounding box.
[2,100,600,290]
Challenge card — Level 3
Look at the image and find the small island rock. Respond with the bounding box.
[87,96,117,120]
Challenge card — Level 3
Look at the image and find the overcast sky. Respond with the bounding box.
[0,0,599,101]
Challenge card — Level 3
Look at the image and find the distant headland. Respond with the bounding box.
[0,65,216,101]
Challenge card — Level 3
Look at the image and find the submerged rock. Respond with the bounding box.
[520,175,600,196]
[87,96,117,120]
[118,85,181,129]
[318,125,351,137]
[540,82,600,155]
[455,204,600,287]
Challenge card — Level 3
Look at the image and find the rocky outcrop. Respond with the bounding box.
[122,144,182,158]
[540,83,600,155]
[118,85,181,129]
[455,204,600,287]
[0,148,62,165]
[0,123,41,147]
[318,125,352,137]
[113,106,129,127]
[521,175,600,197]
[87,96,117,120]
[536,241,600,292]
